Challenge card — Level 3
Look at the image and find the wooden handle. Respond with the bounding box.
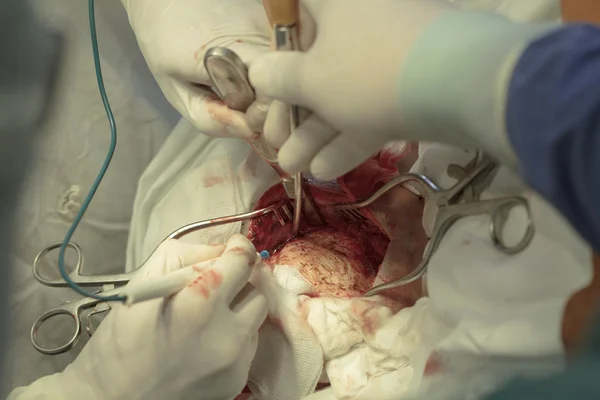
[263,0,299,26]
[562,0,600,24]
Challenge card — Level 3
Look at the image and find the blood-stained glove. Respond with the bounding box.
[121,0,271,139]
[9,234,267,400]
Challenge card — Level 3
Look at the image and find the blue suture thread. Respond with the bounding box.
[56,0,125,302]
[260,250,270,259]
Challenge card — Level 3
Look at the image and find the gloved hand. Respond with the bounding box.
[121,0,271,139]
[10,234,267,400]
[249,0,552,179]
[248,0,455,179]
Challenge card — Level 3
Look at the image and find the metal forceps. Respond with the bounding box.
[31,241,134,355]
[365,154,535,296]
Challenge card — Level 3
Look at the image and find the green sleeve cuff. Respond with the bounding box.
[398,11,558,167]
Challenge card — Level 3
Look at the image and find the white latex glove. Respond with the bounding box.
[249,0,555,179]
[121,0,271,139]
[10,234,267,400]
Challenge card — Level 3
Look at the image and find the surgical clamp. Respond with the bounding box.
[203,46,322,231]
[31,202,295,355]
[364,154,535,297]
[263,0,305,235]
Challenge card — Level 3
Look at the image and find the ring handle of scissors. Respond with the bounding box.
[31,307,81,355]
[33,241,83,287]
[489,197,535,254]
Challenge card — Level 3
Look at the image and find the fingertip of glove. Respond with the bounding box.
[277,146,305,175]
[308,165,339,181]
[246,99,270,133]
[248,54,275,90]
[249,53,304,100]
[309,154,354,181]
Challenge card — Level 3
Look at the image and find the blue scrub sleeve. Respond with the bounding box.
[506,24,600,252]
[487,24,600,400]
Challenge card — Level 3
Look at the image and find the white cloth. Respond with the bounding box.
[308,297,429,400]
[248,266,323,400]
[4,0,174,395]
[406,143,591,399]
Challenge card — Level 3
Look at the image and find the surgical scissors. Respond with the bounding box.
[365,154,535,297]
[30,241,134,355]
[31,203,293,355]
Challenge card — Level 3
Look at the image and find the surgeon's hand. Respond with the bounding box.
[248,0,456,179]
[121,0,271,139]
[13,234,267,400]
[250,0,548,179]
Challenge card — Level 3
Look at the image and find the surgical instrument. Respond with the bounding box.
[362,154,535,297]
[204,46,255,113]
[333,152,491,222]
[203,46,324,228]
[333,176,416,223]
[263,0,304,236]
[204,47,283,190]
[31,202,293,355]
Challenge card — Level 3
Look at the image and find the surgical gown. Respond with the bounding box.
[506,23,600,252]
[483,20,600,400]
